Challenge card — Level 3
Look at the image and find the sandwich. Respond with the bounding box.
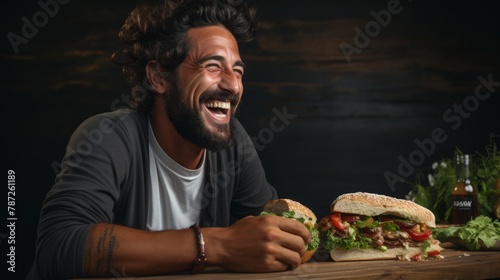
[318,192,444,261]
[261,199,320,263]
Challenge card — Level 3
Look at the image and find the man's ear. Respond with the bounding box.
[146,61,169,94]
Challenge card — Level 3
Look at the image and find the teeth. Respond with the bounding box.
[205,101,230,109]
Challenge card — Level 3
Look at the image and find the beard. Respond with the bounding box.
[164,79,238,152]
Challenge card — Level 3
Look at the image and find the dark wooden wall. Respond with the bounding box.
[2,0,499,277]
[240,0,500,215]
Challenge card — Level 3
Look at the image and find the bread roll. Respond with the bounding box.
[263,199,318,263]
[330,242,443,261]
[331,192,436,228]
[264,198,317,227]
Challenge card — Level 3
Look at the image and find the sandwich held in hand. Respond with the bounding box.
[318,192,444,261]
[261,199,320,263]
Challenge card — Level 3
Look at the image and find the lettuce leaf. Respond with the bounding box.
[324,227,372,251]
[307,226,320,250]
[432,215,500,250]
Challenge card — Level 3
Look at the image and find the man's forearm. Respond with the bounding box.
[84,223,202,277]
[83,216,310,277]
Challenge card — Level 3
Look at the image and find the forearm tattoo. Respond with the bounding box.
[85,225,117,276]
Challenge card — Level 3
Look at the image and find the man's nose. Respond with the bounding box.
[218,70,240,95]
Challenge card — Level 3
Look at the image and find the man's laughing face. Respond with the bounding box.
[165,25,245,151]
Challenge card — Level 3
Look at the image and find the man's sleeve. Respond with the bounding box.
[229,120,278,219]
[29,114,132,280]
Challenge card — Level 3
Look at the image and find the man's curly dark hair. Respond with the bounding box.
[113,0,258,112]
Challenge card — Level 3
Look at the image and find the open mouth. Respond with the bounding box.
[204,100,231,123]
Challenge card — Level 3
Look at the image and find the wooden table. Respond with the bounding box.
[78,243,500,280]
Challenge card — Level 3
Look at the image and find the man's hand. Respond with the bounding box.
[204,215,312,272]
[83,216,311,277]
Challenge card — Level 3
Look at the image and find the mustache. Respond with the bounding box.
[199,90,239,106]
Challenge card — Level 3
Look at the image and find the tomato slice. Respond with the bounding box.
[330,213,345,230]
[427,250,440,257]
[410,253,421,261]
[405,228,431,241]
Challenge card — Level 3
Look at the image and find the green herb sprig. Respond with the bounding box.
[408,134,500,223]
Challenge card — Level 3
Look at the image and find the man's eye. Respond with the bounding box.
[205,64,222,72]
[234,68,244,77]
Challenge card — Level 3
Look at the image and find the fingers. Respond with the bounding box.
[274,245,302,269]
[253,237,302,271]
[220,215,310,272]
[265,257,292,272]
[273,216,312,248]
[258,215,310,268]
[275,224,307,254]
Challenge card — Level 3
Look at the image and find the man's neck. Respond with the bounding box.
[148,101,205,170]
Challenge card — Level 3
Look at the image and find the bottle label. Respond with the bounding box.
[453,199,473,209]
[452,193,477,224]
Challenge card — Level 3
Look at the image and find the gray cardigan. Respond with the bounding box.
[27,109,277,280]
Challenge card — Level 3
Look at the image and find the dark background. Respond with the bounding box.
[2,0,499,278]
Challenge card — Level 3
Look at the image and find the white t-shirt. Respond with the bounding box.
[146,121,205,230]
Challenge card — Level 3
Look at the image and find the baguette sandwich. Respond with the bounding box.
[318,192,443,261]
[261,199,320,263]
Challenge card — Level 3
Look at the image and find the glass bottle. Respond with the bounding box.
[451,154,478,225]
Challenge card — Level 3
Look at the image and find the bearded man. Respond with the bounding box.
[27,1,310,279]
